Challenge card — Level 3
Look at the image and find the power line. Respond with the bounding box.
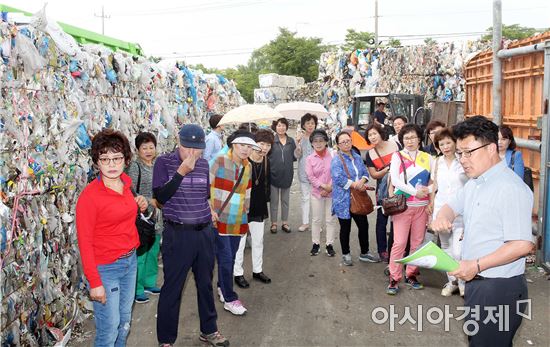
[110,0,268,16]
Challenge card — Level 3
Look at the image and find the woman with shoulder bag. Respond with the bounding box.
[428,128,468,297]
[127,132,162,304]
[76,129,148,346]
[386,124,434,296]
[331,131,376,266]
[365,123,399,263]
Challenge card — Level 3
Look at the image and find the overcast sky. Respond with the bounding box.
[5,0,549,69]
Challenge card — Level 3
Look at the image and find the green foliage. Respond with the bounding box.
[341,29,375,51]
[187,28,328,102]
[482,24,545,41]
[387,38,401,47]
[424,37,437,45]
[252,27,325,82]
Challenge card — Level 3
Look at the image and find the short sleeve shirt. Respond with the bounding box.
[448,161,533,278]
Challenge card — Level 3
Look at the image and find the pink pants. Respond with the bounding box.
[389,205,428,282]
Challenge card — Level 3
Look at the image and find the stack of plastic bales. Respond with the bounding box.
[289,41,489,133]
[253,73,305,107]
[0,10,243,346]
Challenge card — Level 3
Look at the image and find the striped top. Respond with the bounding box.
[389,150,433,207]
[152,151,212,224]
[210,149,251,235]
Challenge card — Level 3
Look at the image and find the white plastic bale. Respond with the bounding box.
[0,16,244,344]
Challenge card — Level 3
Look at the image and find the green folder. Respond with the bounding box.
[395,241,459,272]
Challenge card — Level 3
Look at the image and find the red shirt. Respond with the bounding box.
[76,173,139,288]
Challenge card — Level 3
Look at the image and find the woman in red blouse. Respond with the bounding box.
[76,129,147,346]
[364,123,399,263]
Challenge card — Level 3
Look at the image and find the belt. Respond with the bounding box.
[471,275,485,281]
[118,248,136,259]
[166,219,211,231]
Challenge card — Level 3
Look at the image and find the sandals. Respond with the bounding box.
[281,224,291,233]
[270,224,278,234]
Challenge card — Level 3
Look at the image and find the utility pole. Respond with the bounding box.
[492,0,502,125]
[94,6,110,35]
[374,0,379,48]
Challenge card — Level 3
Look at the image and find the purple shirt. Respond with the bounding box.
[153,151,212,224]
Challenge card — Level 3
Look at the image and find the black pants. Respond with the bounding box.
[464,275,528,347]
[157,222,218,344]
[338,212,369,255]
[375,209,390,254]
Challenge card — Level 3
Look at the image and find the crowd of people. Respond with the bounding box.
[75,110,534,347]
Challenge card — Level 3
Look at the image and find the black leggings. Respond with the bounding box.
[338,212,369,255]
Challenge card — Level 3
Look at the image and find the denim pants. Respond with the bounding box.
[92,253,137,347]
[215,233,242,303]
[157,222,218,344]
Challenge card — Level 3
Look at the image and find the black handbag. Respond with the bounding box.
[133,163,156,256]
[381,152,408,216]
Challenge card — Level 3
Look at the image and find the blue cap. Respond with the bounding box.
[178,124,206,149]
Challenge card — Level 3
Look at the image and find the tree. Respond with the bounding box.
[482,24,546,41]
[387,37,401,47]
[251,27,325,82]
[341,29,375,51]
[424,37,437,45]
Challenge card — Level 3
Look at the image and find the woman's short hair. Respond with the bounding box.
[426,120,446,133]
[398,124,423,145]
[91,129,132,166]
[300,113,318,130]
[335,131,352,145]
[499,125,517,150]
[254,129,275,145]
[135,132,157,149]
[238,122,259,134]
[364,123,388,145]
[209,114,223,129]
[433,128,456,151]
[271,118,289,131]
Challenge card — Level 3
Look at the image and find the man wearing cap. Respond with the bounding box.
[210,129,258,316]
[153,124,229,347]
[373,102,387,126]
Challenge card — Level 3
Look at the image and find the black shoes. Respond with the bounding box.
[252,272,271,283]
[326,244,336,257]
[234,275,250,288]
[310,243,320,256]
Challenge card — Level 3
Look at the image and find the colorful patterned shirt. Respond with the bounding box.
[210,149,252,235]
[389,149,433,207]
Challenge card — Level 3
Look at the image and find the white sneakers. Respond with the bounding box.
[223,300,247,315]
[217,287,247,315]
[441,281,465,297]
[441,282,458,296]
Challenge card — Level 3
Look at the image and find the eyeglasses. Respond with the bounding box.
[455,143,491,159]
[403,136,419,142]
[98,156,125,165]
[312,139,327,143]
[338,140,352,145]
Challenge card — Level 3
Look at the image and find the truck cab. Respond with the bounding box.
[351,93,429,135]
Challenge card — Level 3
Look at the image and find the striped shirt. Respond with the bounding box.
[210,149,251,235]
[152,151,212,224]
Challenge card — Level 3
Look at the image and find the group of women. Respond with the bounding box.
[76,112,527,344]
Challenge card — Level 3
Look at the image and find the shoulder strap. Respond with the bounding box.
[338,153,352,179]
[373,147,387,168]
[510,150,516,170]
[430,156,440,204]
[218,165,246,215]
[397,151,408,184]
[136,162,142,194]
